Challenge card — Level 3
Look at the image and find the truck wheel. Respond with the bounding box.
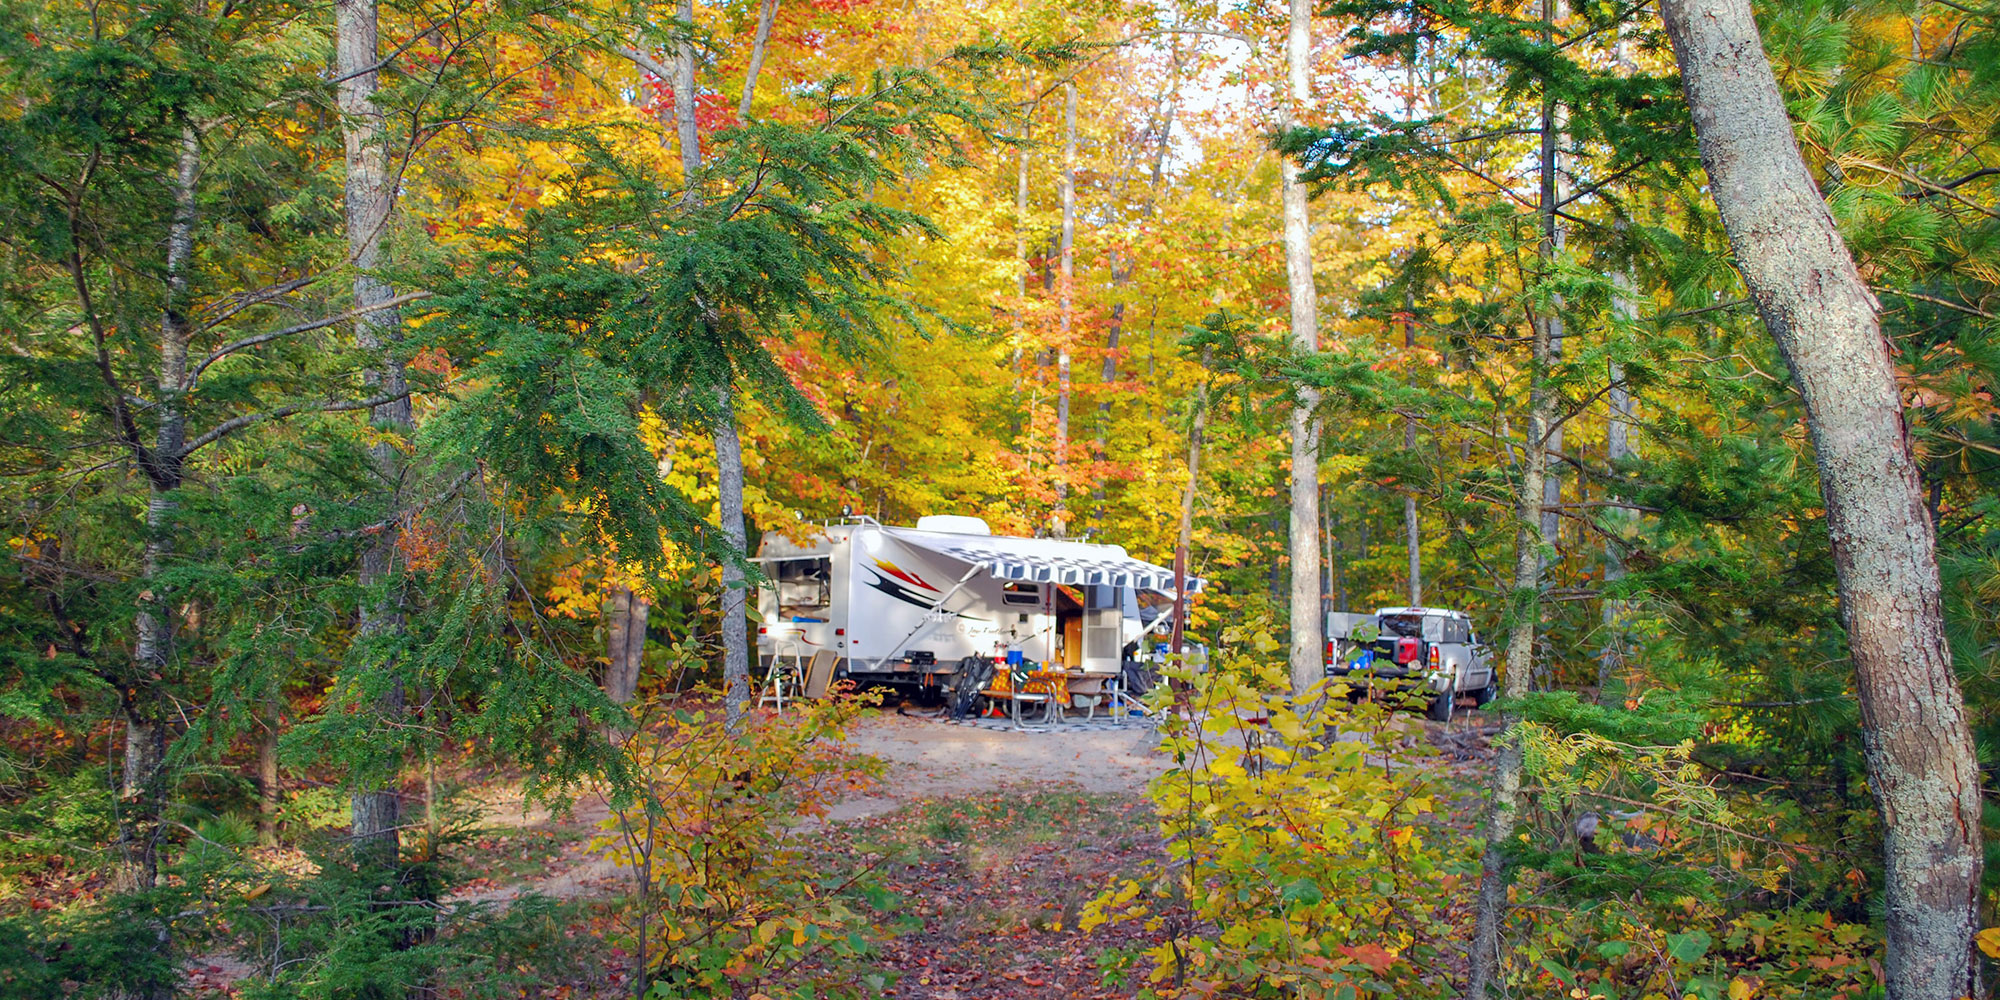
[1473,683,1497,707]
[1427,681,1456,722]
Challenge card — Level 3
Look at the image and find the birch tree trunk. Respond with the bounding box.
[1054,80,1076,535]
[674,0,700,195]
[736,0,778,120]
[1660,3,1982,996]
[338,0,413,861]
[1400,51,1422,609]
[1468,5,1562,986]
[1280,0,1324,696]
[114,129,200,904]
[1011,125,1029,402]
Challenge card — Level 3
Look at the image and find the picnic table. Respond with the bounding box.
[983,666,1071,727]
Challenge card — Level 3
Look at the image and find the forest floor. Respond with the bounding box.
[445,709,1180,999]
[187,704,1499,998]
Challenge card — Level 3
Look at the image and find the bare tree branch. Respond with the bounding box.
[187,291,434,386]
[181,391,410,456]
[196,273,323,332]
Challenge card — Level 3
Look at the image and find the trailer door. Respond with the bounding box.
[1082,586,1124,672]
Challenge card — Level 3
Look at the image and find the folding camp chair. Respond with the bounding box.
[800,649,838,700]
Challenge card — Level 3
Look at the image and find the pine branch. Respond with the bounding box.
[1874,286,1996,321]
[1845,157,2000,221]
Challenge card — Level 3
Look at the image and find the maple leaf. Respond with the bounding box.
[1338,942,1397,974]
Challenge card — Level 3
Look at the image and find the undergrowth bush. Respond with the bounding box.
[595,689,891,999]
[1081,627,1466,999]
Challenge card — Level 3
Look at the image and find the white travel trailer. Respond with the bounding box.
[754,515,1204,689]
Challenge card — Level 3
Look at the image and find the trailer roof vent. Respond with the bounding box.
[914,515,992,536]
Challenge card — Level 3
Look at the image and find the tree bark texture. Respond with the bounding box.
[714,388,751,729]
[1468,6,1563,988]
[1467,299,1557,1000]
[116,128,200,899]
[605,586,650,705]
[737,0,779,120]
[674,0,700,192]
[1281,0,1323,696]
[1054,80,1076,535]
[258,696,281,846]
[338,0,412,861]
[1171,349,1212,657]
[1599,269,1637,702]
[1402,290,1421,606]
[1660,3,1983,997]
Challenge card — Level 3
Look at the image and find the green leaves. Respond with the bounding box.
[1280,876,1325,908]
[1667,928,1713,963]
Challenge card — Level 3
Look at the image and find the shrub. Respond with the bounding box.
[1081,628,1466,999]
[594,689,891,998]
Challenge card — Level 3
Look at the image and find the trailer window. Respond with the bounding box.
[1001,582,1041,606]
[775,558,832,620]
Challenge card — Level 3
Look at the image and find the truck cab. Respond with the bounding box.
[1325,606,1497,720]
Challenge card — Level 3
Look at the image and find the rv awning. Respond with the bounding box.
[885,528,1205,593]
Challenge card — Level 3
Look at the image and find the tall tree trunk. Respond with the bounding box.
[1468,6,1562,988]
[1660,3,1982,996]
[1402,288,1421,606]
[605,587,650,704]
[1280,0,1323,696]
[339,0,413,862]
[1331,508,1348,612]
[1537,153,1567,593]
[1400,48,1423,609]
[665,0,750,729]
[736,0,778,121]
[116,128,199,902]
[258,695,281,847]
[674,0,700,196]
[1054,80,1076,535]
[1171,354,1211,657]
[1011,125,1029,404]
[714,389,751,728]
[1598,269,1637,703]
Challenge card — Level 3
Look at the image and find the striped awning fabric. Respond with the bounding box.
[888,529,1205,593]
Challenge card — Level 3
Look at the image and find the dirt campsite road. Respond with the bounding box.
[445,709,1173,903]
[826,710,1170,819]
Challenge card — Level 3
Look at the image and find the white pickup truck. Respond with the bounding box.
[1325,606,1498,720]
